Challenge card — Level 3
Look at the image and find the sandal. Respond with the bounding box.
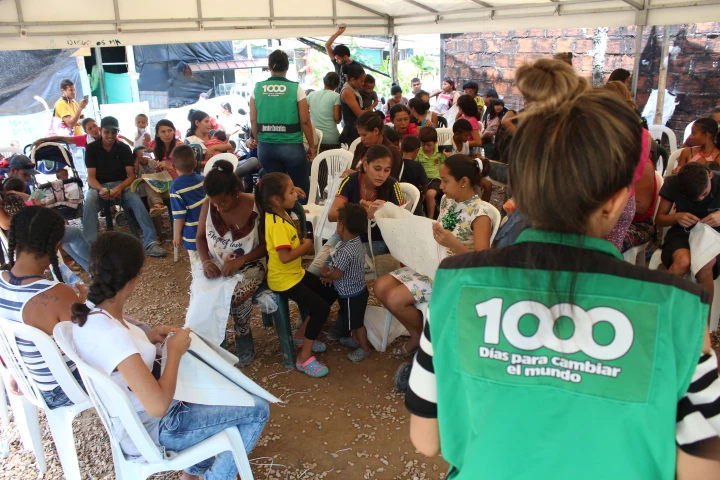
[347,348,370,363]
[296,356,329,378]
[392,343,418,358]
[293,338,327,353]
[149,203,168,217]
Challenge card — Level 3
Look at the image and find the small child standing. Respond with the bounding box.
[134,113,151,149]
[416,126,445,218]
[169,145,206,266]
[360,75,379,111]
[399,135,429,216]
[257,173,338,378]
[320,203,371,362]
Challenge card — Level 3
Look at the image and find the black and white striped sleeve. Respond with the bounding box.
[676,351,720,457]
[405,318,438,418]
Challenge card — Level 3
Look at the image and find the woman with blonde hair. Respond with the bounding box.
[604,80,638,110]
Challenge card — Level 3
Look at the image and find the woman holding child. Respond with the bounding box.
[150,119,181,179]
[71,231,269,480]
[185,110,233,164]
[195,160,267,365]
[375,155,492,362]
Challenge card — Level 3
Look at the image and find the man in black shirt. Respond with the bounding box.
[325,26,354,93]
[82,116,166,257]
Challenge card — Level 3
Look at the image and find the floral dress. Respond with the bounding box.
[390,195,490,303]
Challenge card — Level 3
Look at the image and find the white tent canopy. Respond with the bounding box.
[0,0,718,51]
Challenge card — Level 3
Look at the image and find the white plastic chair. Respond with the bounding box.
[684,121,695,145]
[0,318,93,479]
[664,149,683,177]
[314,128,323,151]
[648,125,678,155]
[399,182,420,214]
[0,146,22,159]
[203,153,239,176]
[348,138,362,154]
[436,128,452,146]
[377,201,502,352]
[622,172,665,266]
[306,150,353,233]
[53,322,255,480]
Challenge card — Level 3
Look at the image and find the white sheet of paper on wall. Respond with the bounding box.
[375,202,447,281]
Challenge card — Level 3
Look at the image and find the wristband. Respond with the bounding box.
[202,260,214,267]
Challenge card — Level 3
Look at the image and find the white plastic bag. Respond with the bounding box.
[689,223,720,277]
[185,265,241,345]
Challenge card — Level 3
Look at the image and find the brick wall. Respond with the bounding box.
[442,22,720,141]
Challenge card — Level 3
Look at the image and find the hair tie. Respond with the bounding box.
[212,166,224,172]
[475,157,485,173]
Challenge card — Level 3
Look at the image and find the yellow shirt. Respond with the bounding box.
[53,98,82,135]
[265,213,304,291]
[474,95,485,109]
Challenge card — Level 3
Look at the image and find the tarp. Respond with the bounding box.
[0,0,718,50]
[134,43,235,107]
[0,50,83,115]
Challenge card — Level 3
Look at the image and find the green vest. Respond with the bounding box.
[429,229,707,480]
[254,76,302,144]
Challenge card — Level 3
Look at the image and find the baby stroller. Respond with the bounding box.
[24,141,85,221]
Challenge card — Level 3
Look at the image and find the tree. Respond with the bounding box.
[408,54,436,82]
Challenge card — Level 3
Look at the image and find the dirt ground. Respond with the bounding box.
[0,215,450,480]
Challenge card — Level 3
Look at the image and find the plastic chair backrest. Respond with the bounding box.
[684,121,694,144]
[486,203,501,244]
[436,128,453,146]
[53,322,165,464]
[308,149,353,206]
[314,175,344,248]
[348,138,362,154]
[652,172,664,222]
[648,125,678,154]
[399,182,420,213]
[664,149,682,177]
[314,128,323,149]
[203,153,239,176]
[0,318,88,409]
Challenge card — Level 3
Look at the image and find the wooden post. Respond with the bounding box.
[631,25,644,98]
[390,35,399,85]
[653,26,671,126]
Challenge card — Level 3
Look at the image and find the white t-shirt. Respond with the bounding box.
[72,309,162,457]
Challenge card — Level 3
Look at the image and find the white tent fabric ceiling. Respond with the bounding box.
[0,0,718,50]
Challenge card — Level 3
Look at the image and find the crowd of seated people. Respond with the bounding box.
[1,35,720,480]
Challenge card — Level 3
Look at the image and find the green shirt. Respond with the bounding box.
[416,145,444,179]
[253,76,303,144]
[411,229,708,480]
[307,89,341,145]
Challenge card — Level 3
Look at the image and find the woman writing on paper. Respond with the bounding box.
[195,160,267,366]
[374,155,492,383]
[71,231,269,479]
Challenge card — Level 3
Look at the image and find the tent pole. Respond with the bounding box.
[390,35,399,84]
[653,26,670,126]
[126,46,140,103]
[94,47,108,105]
[630,25,643,98]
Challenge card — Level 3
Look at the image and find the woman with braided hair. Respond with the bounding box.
[0,207,87,408]
[70,232,269,478]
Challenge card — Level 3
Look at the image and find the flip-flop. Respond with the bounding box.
[296,356,329,378]
[347,348,370,363]
[293,338,327,353]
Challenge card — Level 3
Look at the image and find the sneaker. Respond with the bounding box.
[393,362,412,392]
[150,204,168,217]
[145,243,167,258]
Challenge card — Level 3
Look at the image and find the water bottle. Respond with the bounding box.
[59,263,82,289]
[0,440,10,459]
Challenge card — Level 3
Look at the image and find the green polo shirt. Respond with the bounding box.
[416,145,445,179]
[419,229,708,480]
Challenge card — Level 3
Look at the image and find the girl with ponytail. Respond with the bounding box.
[0,207,86,408]
[70,231,269,474]
[375,154,492,361]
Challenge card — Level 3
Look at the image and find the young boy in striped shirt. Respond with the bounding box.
[320,203,371,362]
[169,145,206,267]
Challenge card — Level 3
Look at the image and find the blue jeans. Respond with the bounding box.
[159,395,269,479]
[257,143,309,204]
[61,226,90,271]
[307,232,388,276]
[41,368,86,410]
[82,181,159,249]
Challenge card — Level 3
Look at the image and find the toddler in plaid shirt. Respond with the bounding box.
[320,203,372,362]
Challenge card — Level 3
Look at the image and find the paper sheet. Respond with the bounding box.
[689,223,720,277]
[163,332,281,408]
[375,202,447,280]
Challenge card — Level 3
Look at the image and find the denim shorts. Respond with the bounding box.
[40,368,86,410]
